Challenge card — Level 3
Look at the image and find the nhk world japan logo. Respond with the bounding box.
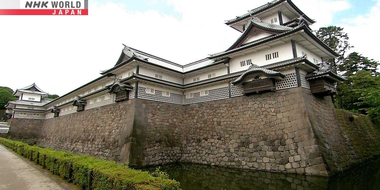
[0,0,88,15]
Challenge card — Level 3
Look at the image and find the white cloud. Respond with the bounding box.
[340,0,380,62]
[0,0,351,95]
[293,0,351,29]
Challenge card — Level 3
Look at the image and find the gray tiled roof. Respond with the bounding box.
[225,0,314,25]
[251,17,292,32]
[306,63,345,82]
[226,0,282,24]
[233,64,285,84]
[19,83,46,93]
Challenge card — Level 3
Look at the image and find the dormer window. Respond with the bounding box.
[193,77,200,82]
[28,97,35,100]
[208,73,216,79]
[271,18,278,24]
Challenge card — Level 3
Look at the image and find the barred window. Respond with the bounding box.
[240,60,246,67]
[246,59,252,65]
[265,54,272,60]
[272,52,279,58]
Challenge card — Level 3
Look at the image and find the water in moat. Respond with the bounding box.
[141,157,380,190]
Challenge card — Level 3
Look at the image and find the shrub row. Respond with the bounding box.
[0,138,181,190]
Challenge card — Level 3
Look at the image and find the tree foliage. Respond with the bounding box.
[316,26,353,73]
[47,94,59,99]
[0,86,17,109]
[317,26,380,121]
[337,71,380,110]
[340,52,379,76]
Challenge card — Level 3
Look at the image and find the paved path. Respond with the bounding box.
[0,145,77,190]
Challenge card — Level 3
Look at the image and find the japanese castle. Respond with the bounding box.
[6,0,344,120]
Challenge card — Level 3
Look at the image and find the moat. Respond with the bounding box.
[142,157,380,190]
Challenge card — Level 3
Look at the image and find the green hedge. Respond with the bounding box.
[0,138,181,190]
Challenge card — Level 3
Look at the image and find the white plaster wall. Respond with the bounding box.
[15,105,45,110]
[281,68,297,75]
[243,31,273,45]
[184,67,228,85]
[118,68,136,79]
[139,67,182,84]
[230,42,294,73]
[45,112,54,119]
[85,93,115,110]
[21,93,41,102]
[14,112,44,119]
[282,14,290,23]
[59,105,77,116]
[296,43,322,64]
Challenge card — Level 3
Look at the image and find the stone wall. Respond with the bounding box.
[129,98,184,167]
[38,100,135,162]
[5,87,380,176]
[2,118,44,141]
[302,91,380,174]
[133,87,380,176]
[135,88,329,176]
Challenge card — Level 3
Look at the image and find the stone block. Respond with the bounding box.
[292,162,300,168]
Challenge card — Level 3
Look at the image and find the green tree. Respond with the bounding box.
[47,94,59,99]
[0,86,17,109]
[340,52,379,76]
[337,71,380,116]
[316,26,353,73]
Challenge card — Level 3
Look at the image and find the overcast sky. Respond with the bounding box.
[1,0,379,95]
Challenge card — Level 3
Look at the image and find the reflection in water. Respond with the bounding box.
[141,157,380,190]
[143,163,328,190]
[328,157,380,190]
